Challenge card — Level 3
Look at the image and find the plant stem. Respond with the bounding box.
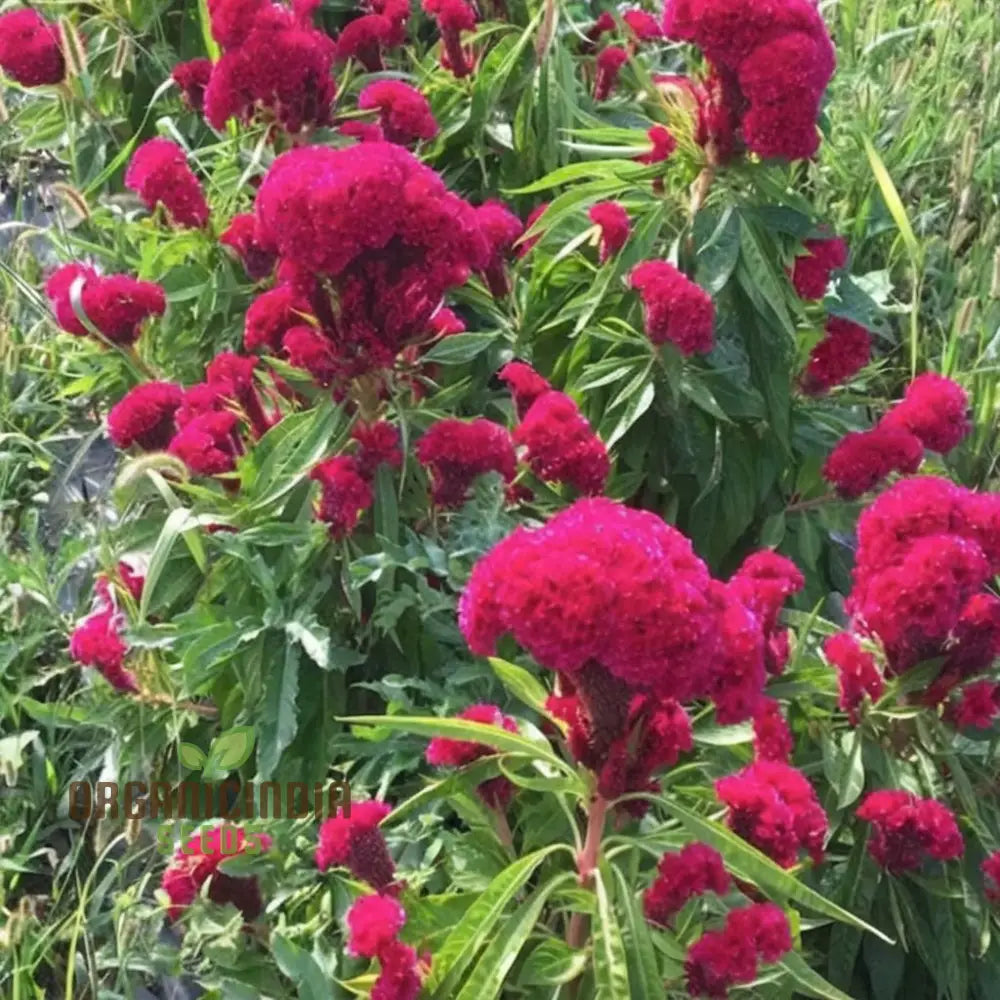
[784,493,837,514]
[566,793,609,950]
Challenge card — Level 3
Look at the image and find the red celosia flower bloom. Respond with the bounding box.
[514,390,610,496]
[0,9,64,86]
[352,421,403,479]
[726,550,804,646]
[589,201,630,262]
[801,316,872,395]
[205,350,272,438]
[498,361,551,418]
[790,236,847,300]
[856,790,964,874]
[125,138,210,228]
[161,824,272,921]
[335,14,397,72]
[822,425,924,500]
[340,118,385,143]
[169,411,241,475]
[172,58,213,111]
[108,381,183,451]
[643,843,729,927]
[716,760,827,867]
[594,45,628,100]
[372,939,423,1000]
[982,852,1000,904]
[950,680,1000,729]
[416,418,516,508]
[429,307,464,336]
[69,582,137,693]
[638,124,677,164]
[823,632,883,724]
[118,560,145,603]
[316,801,395,890]
[346,894,407,958]
[358,80,438,146]
[310,455,373,538]
[46,264,166,345]
[426,703,517,767]
[709,595,769,724]
[584,10,615,48]
[630,260,715,355]
[366,0,410,38]
[208,0,268,49]
[174,380,233,428]
[880,373,971,454]
[517,202,548,257]
[475,200,523,298]
[752,698,792,762]
[422,0,476,77]
[684,903,791,999]
[623,9,661,42]
[283,325,339,386]
[244,285,310,352]
[221,213,277,281]
[944,592,1000,679]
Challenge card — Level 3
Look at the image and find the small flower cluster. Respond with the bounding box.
[125,138,210,228]
[790,236,848,300]
[416,418,516,508]
[643,842,729,927]
[588,201,631,262]
[630,260,715,355]
[822,632,884,724]
[358,80,438,146]
[0,8,64,86]
[594,46,628,101]
[801,316,872,396]
[69,571,143,693]
[345,894,426,1000]
[422,0,477,77]
[983,852,1000,904]
[334,0,408,73]
[855,790,964,873]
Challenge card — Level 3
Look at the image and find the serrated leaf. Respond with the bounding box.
[258,643,300,779]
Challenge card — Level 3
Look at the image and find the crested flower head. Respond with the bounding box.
[630,260,714,355]
[316,801,396,891]
[856,790,964,873]
[125,138,210,228]
[108,381,183,451]
[0,9,64,86]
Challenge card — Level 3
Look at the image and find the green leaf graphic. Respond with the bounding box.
[178,742,207,771]
[207,725,256,772]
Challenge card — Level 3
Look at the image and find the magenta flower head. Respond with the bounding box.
[822,425,923,500]
[346,893,407,957]
[358,80,438,146]
[800,317,871,395]
[880,373,971,454]
[856,790,963,874]
[588,201,630,261]
[790,235,847,300]
[172,58,213,111]
[316,801,396,891]
[643,842,729,927]
[416,418,516,508]
[126,138,210,228]
[0,9,64,86]
[108,381,184,451]
[310,455,374,539]
[630,260,714,355]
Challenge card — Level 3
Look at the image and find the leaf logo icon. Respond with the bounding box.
[178,726,256,778]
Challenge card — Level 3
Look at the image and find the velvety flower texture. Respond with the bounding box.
[0,9,64,86]
[630,260,715,355]
[170,411,241,476]
[475,200,523,299]
[638,124,677,164]
[752,698,792,762]
[335,14,398,72]
[790,235,847,300]
[372,940,423,1000]
[46,265,166,345]
[950,680,1000,730]
[880,373,971,454]
[125,138,210,228]
[715,760,827,867]
[498,361,551,418]
[352,421,403,479]
[172,58,213,111]
[589,201,630,262]
[823,632,883,723]
[108,381,183,451]
[983,852,1000,904]
[643,843,729,927]
[801,316,872,395]
[161,824,272,921]
[856,790,964,874]
[594,45,628,101]
[514,390,610,496]
[358,81,438,146]
[220,213,277,281]
[346,893,407,958]
[416,418,516,508]
[822,425,923,500]
[422,0,476,77]
[69,580,137,693]
[310,455,374,538]
[684,903,792,998]
[316,801,396,890]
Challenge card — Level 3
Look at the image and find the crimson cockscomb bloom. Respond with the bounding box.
[790,235,847,300]
[335,14,397,72]
[643,843,729,927]
[358,80,438,146]
[752,698,792,763]
[69,580,138,693]
[205,351,272,438]
[623,9,661,44]
[475,200,523,298]
[373,940,423,1000]
[283,325,339,386]
[416,418,516,508]
[880,373,971,454]
[352,421,402,479]
[823,632,883,724]
[46,264,166,345]
[422,0,476,77]
[856,790,964,873]
[118,560,145,603]
[584,10,615,49]
[310,455,373,538]
[346,893,406,958]
[516,202,548,257]
[514,390,610,496]
[244,284,310,353]
[208,0,268,49]
[169,411,241,475]
[950,680,1000,730]
[108,381,183,451]
[126,138,210,228]
[316,801,395,890]
[172,58,213,111]
[497,361,551,418]
[983,852,1000,904]
[637,124,676,164]
[220,213,277,281]
[429,307,464,337]
[630,260,714,355]
[800,316,871,395]
[589,201,630,262]
[822,425,924,499]
[594,45,628,100]
[0,9,64,86]
[161,824,272,921]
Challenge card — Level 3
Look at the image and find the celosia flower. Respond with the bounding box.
[205,350,272,438]
[46,264,166,345]
[283,325,340,386]
[637,124,677,164]
[880,373,971,454]
[208,0,268,49]
[517,202,548,257]
[108,381,183,451]
[352,421,403,479]
[623,9,661,43]
[169,411,241,476]
[0,9,64,86]
[244,285,310,353]
[118,559,145,603]
[726,550,804,646]
[709,595,768,724]
[801,316,872,395]
[589,201,630,262]
[594,46,628,100]
[630,260,715,355]
[429,307,464,337]
[340,118,385,143]
[366,0,410,39]
[823,632,883,723]
[69,584,137,693]
[950,680,1000,730]
[346,894,407,958]
[498,361,551,418]
[125,138,210,228]
[310,456,373,538]
[416,418,516,508]
[475,200,523,299]
[316,800,395,890]
[752,699,792,762]
[514,390,610,496]
[643,843,729,927]
[944,593,1000,678]
[172,58,213,111]
[335,14,397,71]
[716,760,827,867]
[584,11,615,49]
[822,425,924,500]
[358,80,438,146]
[161,824,272,921]
[373,939,423,1000]
[790,236,847,300]
[982,852,1000,904]
[856,790,964,873]
[422,0,476,77]
[220,213,277,281]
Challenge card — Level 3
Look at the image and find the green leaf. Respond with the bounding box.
[285,617,331,670]
[489,657,550,713]
[778,951,858,1000]
[208,726,256,771]
[593,866,630,999]
[178,742,208,771]
[423,332,500,364]
[272,933,330,1000]
[139,506,210,623]
[694,206,742,294]
[613,865,667,994]
[518,939,590,986]
[258,643,301,779]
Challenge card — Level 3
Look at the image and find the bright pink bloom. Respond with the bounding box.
[0,9,64,86]
[169,411,241,475]
[416,418,516,508]
[630,260,714,355]
[310,455,373,538]
[643,843,729,927]
[726,550,804,649]
[790,236,847,300]
[475,200,523,298]
[822,425,924,499]
[623,9,661,42]
[426,703,517,767]
[429,307,464,337]
[125,138,209,228]
[221,213,277,281]
[982,852,1000,904]
[823,632,883,723]
[951,680,1000,729]
[335,14,397,71]
[108,381,183,450]
[498,361,551,418]
[585,11,615,47]
[372,940,423,1000]
[856,790,964,873]
[638,124,677,164]
[316,801,395,890]
[69,584,137,693]
[589,201,630,262]
[118,560,145,602]
[161,824,271,921]
[352,421,402,479]
[594,46,628,100]
[880,373,971,454]
[801,316,871,395]
[422,0,476,76]
[358,81,437,146]
[283,325,339,386]
[208,0,269,49]
[244,285,309,353]
[752,698,792,762]
[346,894,406,957]
[172,58,213,111]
